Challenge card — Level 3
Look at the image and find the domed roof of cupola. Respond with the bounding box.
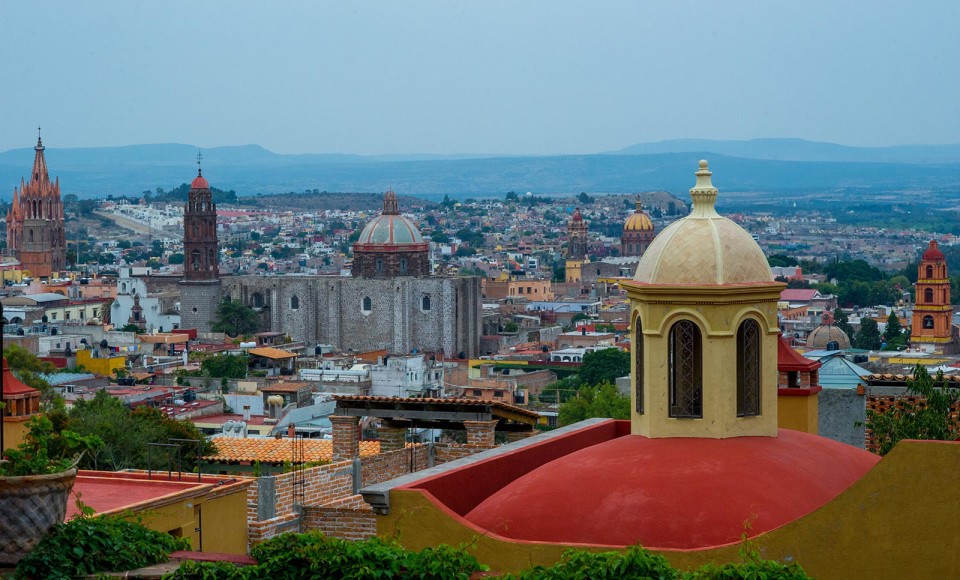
[623,198,654,232]
[356,191,426,246]
[922,240,945,262]
[191,168,209,190]
[633,160,773,286]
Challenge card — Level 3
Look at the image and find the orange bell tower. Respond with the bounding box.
[911,240,952,351]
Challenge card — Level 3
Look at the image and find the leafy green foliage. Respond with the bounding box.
[201,353,249,379]
[578,347,630,386]
[15,514,190,580]
[504,546,676,579]
[163,532,484,579]
[853,317,882,350]
[558,382,630,426]
[501,544,811,579]
[865,365,960,456]
[53,389,215,471]
[833,308,855,339]
[0,415,103,476]
[3,344,56,401]
[212,299,260,337]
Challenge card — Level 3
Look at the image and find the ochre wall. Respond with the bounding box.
[112,482,250,554]
[379,440,960,579]
[2,416,31,448]
[776,388,820,434]
[76,349,126,377]
[628,284,783,439]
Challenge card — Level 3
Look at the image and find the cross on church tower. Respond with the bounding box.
[197,151,203,176]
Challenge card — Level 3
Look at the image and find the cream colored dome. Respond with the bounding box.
[806,325,851,350]
[633,160,773,286]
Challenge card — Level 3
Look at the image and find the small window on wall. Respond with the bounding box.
[290,295,300,310]
[400,258,408,273]
[422,295,431,311]
[362,296,372,313]
[376,258,384,273]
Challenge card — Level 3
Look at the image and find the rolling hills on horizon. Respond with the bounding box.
[1,138,958,200]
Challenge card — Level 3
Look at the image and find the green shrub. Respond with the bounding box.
[15,514,190,580]
[502,546,678,579]
[164,532,484,579]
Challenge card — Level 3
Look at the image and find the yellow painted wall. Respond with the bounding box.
[378,440,960,579]
[120,482,250,554]
[76,349,126,376]
[2,416,31,449]
[777,392,819,434]
[0,269,27,284]
[627,284,783,439]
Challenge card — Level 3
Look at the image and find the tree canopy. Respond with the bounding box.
[865,366,959,456]
[200,353,249,379]
[853,317,882,350]
[47,389,215,471]
[211,299,260,336]
[578,348,630,386]
[558,382,629,426]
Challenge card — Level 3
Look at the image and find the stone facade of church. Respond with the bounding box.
[222,275,481,358]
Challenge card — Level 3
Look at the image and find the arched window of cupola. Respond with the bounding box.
[926,265,934,278]
[668,319,702,419]
[634,316,644,414]
[400,258,408,273]
[736,319,761,417]
[925,288,934,303]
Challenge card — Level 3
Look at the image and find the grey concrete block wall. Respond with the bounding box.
[818,388,867,448]
[179,280,222,332]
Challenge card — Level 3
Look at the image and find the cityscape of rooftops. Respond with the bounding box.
[1,2,958,578]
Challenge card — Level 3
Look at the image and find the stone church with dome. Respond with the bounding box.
[222,191,481,357]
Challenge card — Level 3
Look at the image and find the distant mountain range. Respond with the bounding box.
[0,138,958,199]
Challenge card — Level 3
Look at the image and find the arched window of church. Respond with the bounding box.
[29,229,34,243]
[668,319,702,419]
[191,250,201,271]
[737,319,761,417]
[290,295,299,310]
[923,315,934,329]
[193,224,199,238]
[252,293,264,308]
[635,316,644,414]
[208,249,215,270]
[400,258,408,273]
[376,258,384,274]
[422,295,431,311]
[925,288,934,303]
[362,296,372,313]
[926,265,934,278]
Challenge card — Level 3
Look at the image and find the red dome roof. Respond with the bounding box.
[923,240,944,262]
[465,429,878,549]
[191,172,209,189]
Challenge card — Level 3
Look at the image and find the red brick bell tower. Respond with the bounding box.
[911,240,953,352]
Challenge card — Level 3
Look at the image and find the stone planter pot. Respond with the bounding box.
[0,467,77,565]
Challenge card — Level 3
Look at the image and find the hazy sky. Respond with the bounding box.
[2,1,958,155]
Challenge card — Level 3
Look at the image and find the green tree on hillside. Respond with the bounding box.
[211,299,260,336]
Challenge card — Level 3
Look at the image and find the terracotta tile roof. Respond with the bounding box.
[247,347,298,359]
[204,437,381,464]
[332,395,540,419]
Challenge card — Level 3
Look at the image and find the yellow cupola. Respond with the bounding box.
[624,160,785,439]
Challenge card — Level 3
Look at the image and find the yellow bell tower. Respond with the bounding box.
[624,161,785,439]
